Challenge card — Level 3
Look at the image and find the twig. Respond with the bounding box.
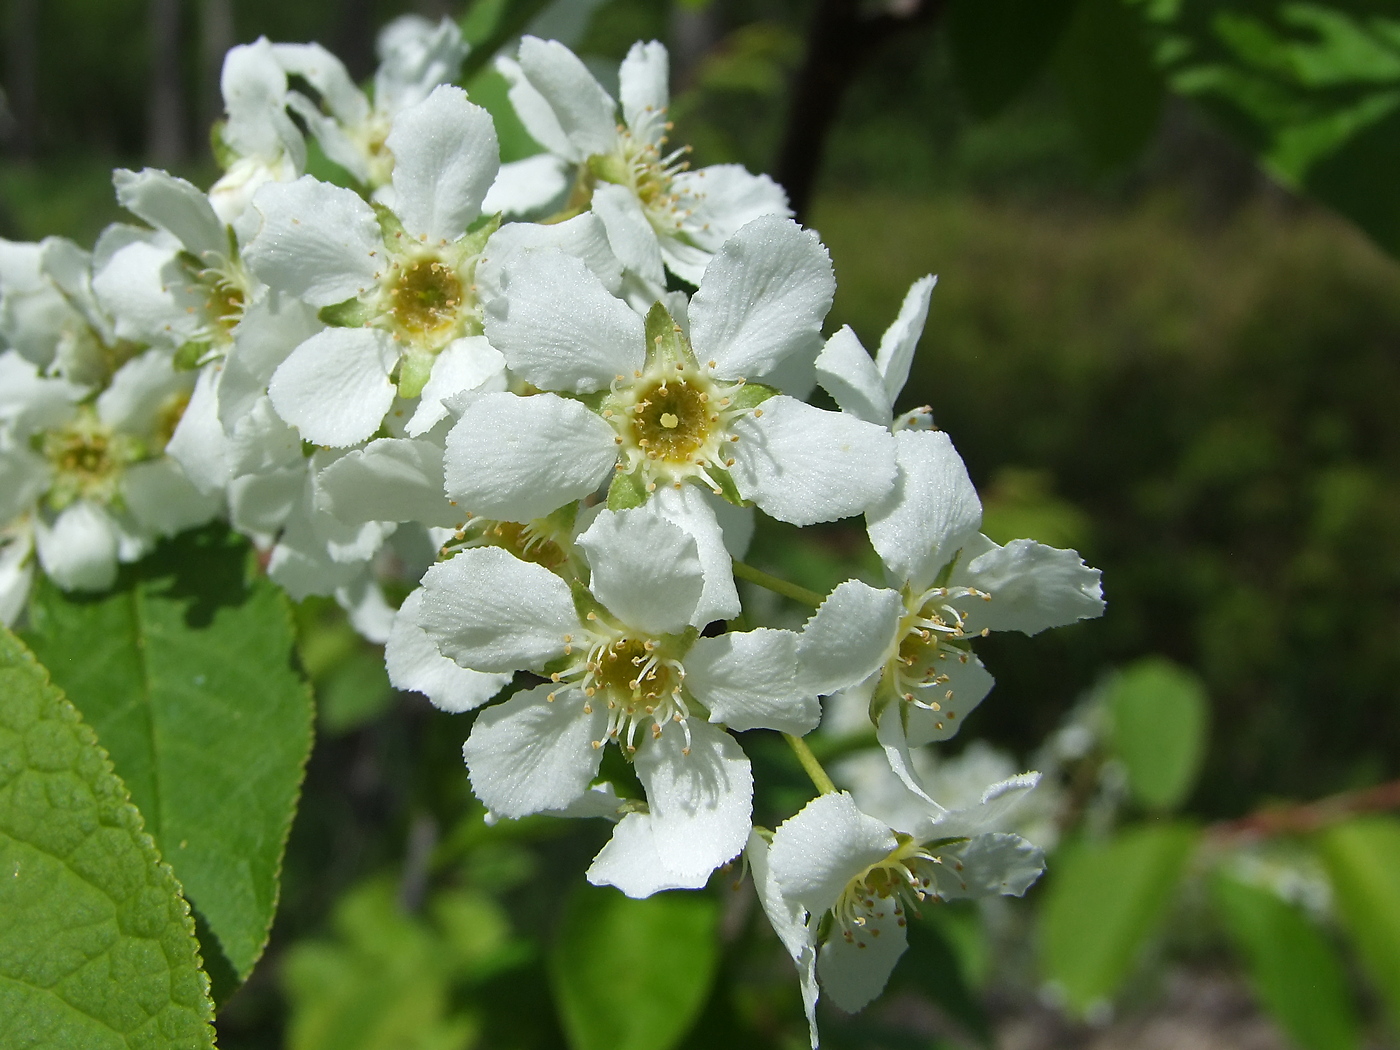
[1207,778,1400,844]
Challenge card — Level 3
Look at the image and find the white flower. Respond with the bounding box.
[209,38,307,228]
[755,780,1045,1044]
[495,37,790,283]
[0,349,220,593]
[245,84,501,446]
[815,274,938,432]
[412,508,817,897]
[799,429,1104,799]
[273,16,468,190]
[444,216,895,619]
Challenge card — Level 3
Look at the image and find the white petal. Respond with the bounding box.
[91,239,203,347]
[0,448,48,525]
[165,365,231,494]
[670,164,792,256]
[746,830,821,1050]
[481,154,572,217]
[245,176,382,306]
[592,183,664,286]
[0,529,35,627]
[374,15,468,115]
[97,350,193,438]
[416,545,577,673]
[925,773,1043,840]
[576,508,702,633]
[34,501,121,592]
[730,397,896,526]
[479,212,623,298]
[929,833,1045,900]
[220,38,305,165]
[816,903,908,1013]
[113,168,225,258]
[444,391,617,522]
[271,42,367,126]
[464,683,609,819]
[619,40,669,144]
[218,290,323,427]
[386,589,511,712]
[645,484,740,625]
[516,36,618,159]
[497,55,578,162]
[877,656,994,803]
[0,351,82,436]
[227,467,302,539]
[483,247,643,392]
[954,538,1105,636]
[815,325,891,426]
[634,719,752,888]
[770,791,895,917]
[268,327,398,446]
[687,628,815,734]
[866,429,982,592]
[875,275,936,404]
[335,573,396,644]
[689,216,831,379]
[406,336,506,436]
[122,460,221,535]
[315,437,457,526]
[586,812,688,898]
[388,85,499,242]
[547,781,627,823]
[797,580,903,696]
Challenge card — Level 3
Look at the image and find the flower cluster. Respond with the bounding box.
[0,22,1104,1043]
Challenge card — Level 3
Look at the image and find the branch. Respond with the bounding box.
[774,0,946,223]
[1207,778,1400,844]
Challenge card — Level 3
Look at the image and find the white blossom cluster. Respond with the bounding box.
[0,20,1104,1043]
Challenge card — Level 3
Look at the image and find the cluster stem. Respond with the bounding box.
[731,558,824,608]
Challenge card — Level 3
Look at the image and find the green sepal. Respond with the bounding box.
[373,201,406,243]
[575,390,609,412]
[643,302,693,364]
[607,470,648,511]
[397,349,435,399]
[459,212,502,257]
[173,340,213,371]
[704,467,746,507]
[210,120,235,171]
[729,382,780,411]
[318,297,374,327]
[586,152,630,186]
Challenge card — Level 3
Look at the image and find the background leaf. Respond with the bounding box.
[21,525,314,981]
[1040,822,1197,1013]
[1319,816,1400,1038]
[1212,874,1360,1050]
[947,0,1081,118]
[1107,657,1210,811]
[0,627,214,1049]
[1053,0,1165,165]
[549,884,719,1050]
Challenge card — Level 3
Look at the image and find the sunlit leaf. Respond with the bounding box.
[22,525,314,981]
[1040,822,1197,1013]
[1107,657,1209,811]
[0,627,214,1049]
[550,885,719,1050]
[1319,816,1400,1037]
[1212,875,1359,1050]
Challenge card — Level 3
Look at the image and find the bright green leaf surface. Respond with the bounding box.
[22,526,314,980]
[1212,875,1359,1050]
[1319,817,1400,1038]
[284,877,520,1050]
[550,885,719,1050]
[947,0,1080,118]
[1054,0,1165,166]
[1040,823,1197,1014]
[0,627,214,1049]
[1107,658,1209,811]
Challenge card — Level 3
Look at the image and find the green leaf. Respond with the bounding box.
[21,525,314,981]
[1106,657,1209,811]
[549,885,719,1050]
[1211,875,1359,1050]
[1319,816,1400,1037]
[0,627,215,1049]
[284,877,523,1050]
[947,0,1081,118]
[1053,0,1165,165]
[1040,822,1197,1013]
